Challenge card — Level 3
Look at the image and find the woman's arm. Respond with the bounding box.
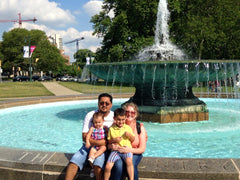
[108,143,120,151]
[131,125,147,154]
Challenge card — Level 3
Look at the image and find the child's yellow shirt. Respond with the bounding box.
[108,124,135,147]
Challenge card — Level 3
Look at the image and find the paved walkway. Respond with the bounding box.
[41,82,82,96]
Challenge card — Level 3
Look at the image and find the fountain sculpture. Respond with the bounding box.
[87,0,240,123]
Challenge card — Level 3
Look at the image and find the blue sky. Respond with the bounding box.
[0,0,109,62]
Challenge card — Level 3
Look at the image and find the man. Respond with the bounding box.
[65,93,114,180]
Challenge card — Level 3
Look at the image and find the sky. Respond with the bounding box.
[0,0,111,63]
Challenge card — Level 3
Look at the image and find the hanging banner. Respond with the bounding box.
[30,46,36,57]
[23,46,29,58]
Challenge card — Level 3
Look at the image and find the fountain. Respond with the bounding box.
[87,0,240,123]
[137,0,187,61]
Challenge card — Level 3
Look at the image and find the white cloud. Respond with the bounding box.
[83,0,114,18]
[0,0,103,63]
[83,0,103,17]
[0,0,77,28]
[73,10,82,16]
[62,29,102,62]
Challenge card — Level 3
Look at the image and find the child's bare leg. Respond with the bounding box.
[89,147,97,159]
[93,145,107,159]
[125,157,134,180]
[104,162,114,180]
[88,147,97,167]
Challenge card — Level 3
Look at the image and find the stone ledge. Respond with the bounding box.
[0,93,133,110]
[0,147,240,180]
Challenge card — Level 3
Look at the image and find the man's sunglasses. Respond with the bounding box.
[99,101,111,106]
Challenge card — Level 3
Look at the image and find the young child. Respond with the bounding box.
[104,108,135,180]
[85,112,108,167]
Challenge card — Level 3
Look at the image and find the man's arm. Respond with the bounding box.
[90,138,107,146]
[82,132,87,142]
[85,127,93,148]
[82,110,95,142]
[83,132,106,146]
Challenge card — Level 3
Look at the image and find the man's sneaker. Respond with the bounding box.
[90,168,95,178]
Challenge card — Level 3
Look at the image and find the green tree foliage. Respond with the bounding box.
[72,49,95,74]
[0,42,4,64]
[32,39,67,75]
[91,0,159,62]
[1,28,29,73]
[74,49,95,64]
[169,0,240,59]
[0,28,67,75]
[92,0,240,61]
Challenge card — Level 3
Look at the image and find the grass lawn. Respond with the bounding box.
[0,81,237,100]
[59,81,237,94]
[0,81,135,99]
[0,82,54,98]
[58,81,135,94]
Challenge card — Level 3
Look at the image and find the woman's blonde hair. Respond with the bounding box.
[122,102,139,118]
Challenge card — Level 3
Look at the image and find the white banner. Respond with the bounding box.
[23,46,29,58]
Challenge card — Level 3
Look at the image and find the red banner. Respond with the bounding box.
[30,46,36,57]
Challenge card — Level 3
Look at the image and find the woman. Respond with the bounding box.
[110,102,147,180]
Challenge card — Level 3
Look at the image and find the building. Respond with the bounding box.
[48,34,70,64]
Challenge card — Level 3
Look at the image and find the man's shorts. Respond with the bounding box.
[70,144,106,170]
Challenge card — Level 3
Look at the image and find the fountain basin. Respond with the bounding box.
[87,60,239,123]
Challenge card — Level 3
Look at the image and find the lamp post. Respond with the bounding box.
[24,36,32,81]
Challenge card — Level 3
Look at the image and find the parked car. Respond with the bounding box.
[60,76,68,81]
[56,75,63,81]
[38,76,53,81]
[60,76,73,82]
[73,77,81,82]
[67,76,73,81]
[12,76,29,82]
[85,77,99,82]
[32,75,40,81]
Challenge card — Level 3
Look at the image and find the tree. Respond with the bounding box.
[71,49,95,75]
[169,0,240,59]
[92,0,240,61]
[0,42,4,66]
[1,28,29,75]
[32,39,67,75]
[91,0,159,62]
[0,28,67,76]
[74,49,95,64]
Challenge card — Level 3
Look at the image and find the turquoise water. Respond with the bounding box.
[0,98,240,158]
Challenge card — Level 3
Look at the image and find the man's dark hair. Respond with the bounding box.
[98,93,113,103]
[114,108,125,117]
